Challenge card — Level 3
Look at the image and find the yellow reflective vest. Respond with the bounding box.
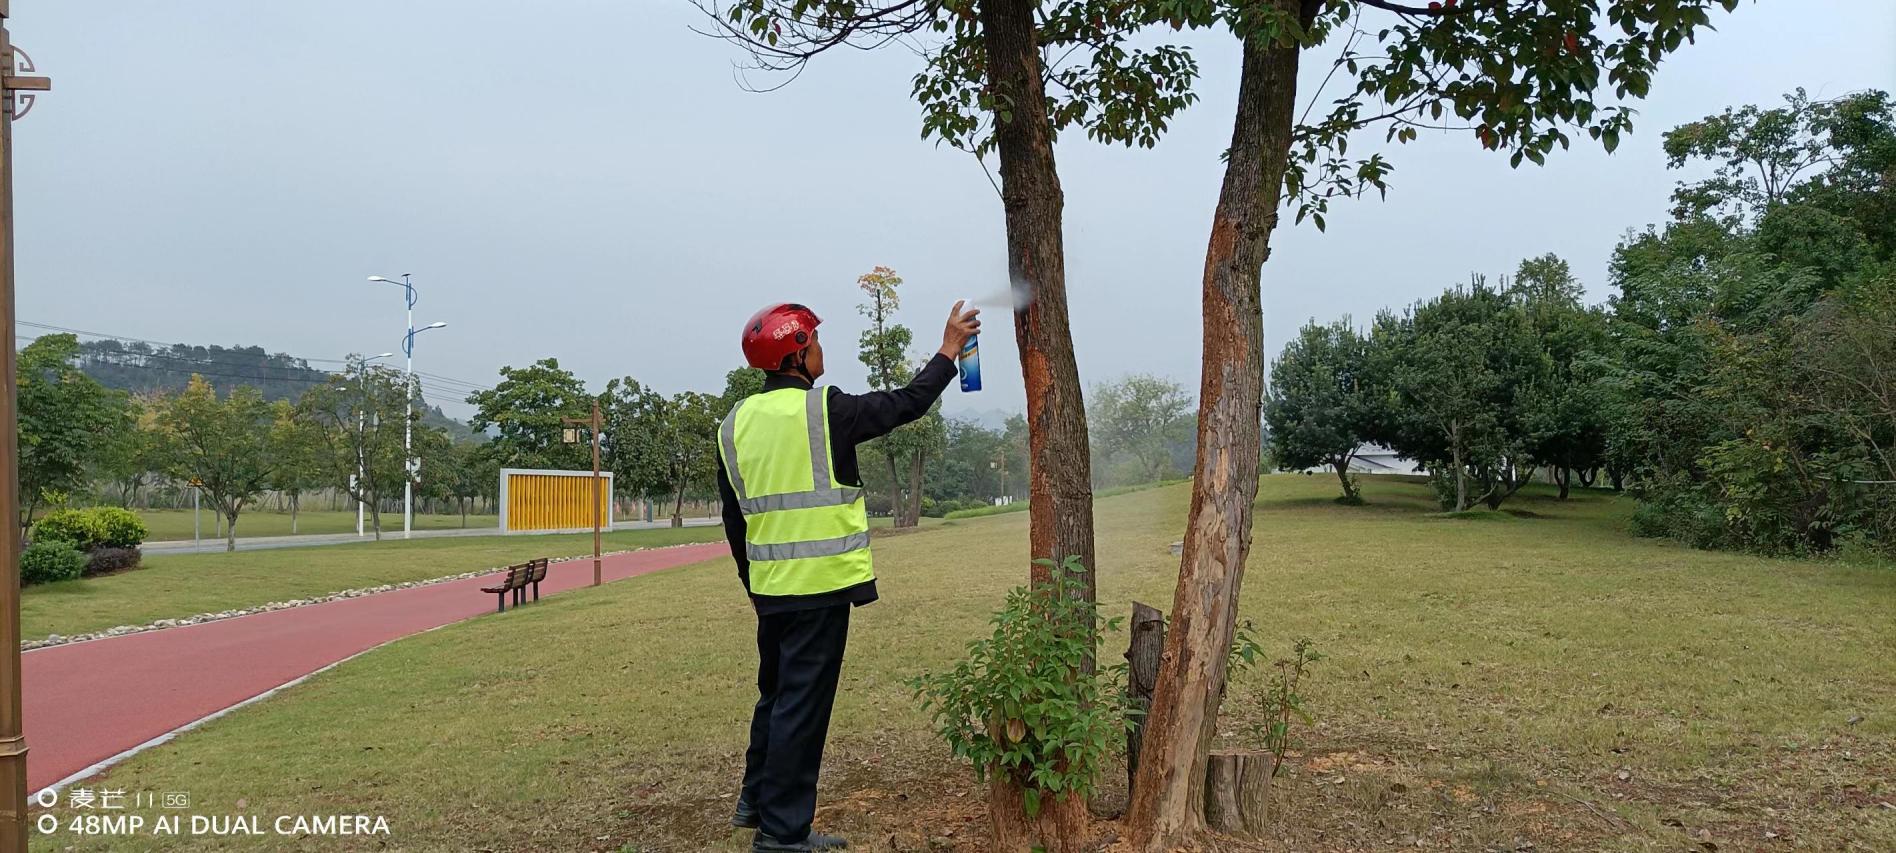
[718,387,873,597]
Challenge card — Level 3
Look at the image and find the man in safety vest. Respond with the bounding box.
[717,300,980,852]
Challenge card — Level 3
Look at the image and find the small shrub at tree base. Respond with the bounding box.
[907,556,1136,818]
[83,546,142,577]
[88,507,149,549]
[1255,638,1324,775]
[31,509,103,551]
[21,540,86,586]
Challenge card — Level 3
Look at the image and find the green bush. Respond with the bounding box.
[21,540,86,586]
[1629,477,1727,549]
[30,506,151,552]
[31,509,103,550]
[921,497,988,518]
[908,556,1135,817]
[944,501,1027,520]
[84,546,142,576]
[88,507,149,549]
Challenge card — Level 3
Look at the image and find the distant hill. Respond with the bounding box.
[72,338,472,439]
[75,339,332,402]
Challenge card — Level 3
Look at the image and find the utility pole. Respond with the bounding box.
[0,1,49,846]
[563,400,605,587]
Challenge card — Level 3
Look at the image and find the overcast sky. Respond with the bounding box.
[15,1,1896,420]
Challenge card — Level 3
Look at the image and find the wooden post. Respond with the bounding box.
[563,401,606,586]
[0,4,45,845]
[1124,601,1164,795]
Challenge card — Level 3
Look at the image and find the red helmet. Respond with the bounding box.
[741,303,822,370]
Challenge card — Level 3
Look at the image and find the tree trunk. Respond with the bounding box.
[1332,456,1356,501]
[977,0,1096,602]
[461,496,468,528]
[1126,601,1165,797]
[369,490,383,541]
[672,477,686,528]
[224,511,238,552]
[1578,467,1598,488]
[884,451,909,528]
[986,772,1089,853]
[1556,466,1571,500]
[290,492,300,534]
[1128,16,1300,850]
[1451,424,1469,512]
[1203,750,1277,836]
[907,449,925,525]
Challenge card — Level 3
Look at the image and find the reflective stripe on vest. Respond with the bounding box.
[719,387,873,597]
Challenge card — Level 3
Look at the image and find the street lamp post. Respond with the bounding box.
[368,275,446,540]
[350,352,394,537]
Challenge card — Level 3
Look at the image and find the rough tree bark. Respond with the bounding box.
[975,2,1097,848]
[1127,8,1302,848]
[986,774,1087,853]
[1125,601,1166,796]
[1203,750,1277,836]
[978,0,1096,599]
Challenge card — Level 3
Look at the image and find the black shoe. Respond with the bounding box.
[752,830,848,852]
[731,799,760,829]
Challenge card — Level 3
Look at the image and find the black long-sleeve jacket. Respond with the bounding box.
[716,354,957,615]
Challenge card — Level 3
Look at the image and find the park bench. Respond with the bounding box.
[527,557,549,601]
[480,564,530,613]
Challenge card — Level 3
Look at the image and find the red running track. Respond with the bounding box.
[21,542,728,793]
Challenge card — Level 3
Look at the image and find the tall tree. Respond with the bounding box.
[266,401,326,534]
[466,358,592,471]
[1508,254,1611,498]
[1132,4,1741,843]
[718,366,767,417]
[659,392,722,527]
[153,377,276,551]
[17,333,130,527]
[1374,281,1550,511]
[296,361,412,539]
[856,266,944,526]
[700,0,1202,663]
[1663,87,1880,223]
[1265,318,1378,501]
[603,376,668,507]
[93,393,167,509]
[1089,374,1195,485]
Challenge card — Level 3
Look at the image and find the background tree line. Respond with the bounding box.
[1266,88,1895,559]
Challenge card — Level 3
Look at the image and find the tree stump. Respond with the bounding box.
[1203,750,1276,836]
[1124,601,1165,795]
[987,772,1088,852]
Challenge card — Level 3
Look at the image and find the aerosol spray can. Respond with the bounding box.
[958,299,982,392]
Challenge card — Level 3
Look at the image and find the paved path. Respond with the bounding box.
[143,517,720,554]
[22,542,730,793]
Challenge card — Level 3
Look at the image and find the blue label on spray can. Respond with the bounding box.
[958,335,982,392]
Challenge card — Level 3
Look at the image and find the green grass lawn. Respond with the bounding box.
[134,508,500,541]
[34,476,1896,851]
[22,525,726,641]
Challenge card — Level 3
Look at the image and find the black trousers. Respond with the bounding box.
[741,604,851,842]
